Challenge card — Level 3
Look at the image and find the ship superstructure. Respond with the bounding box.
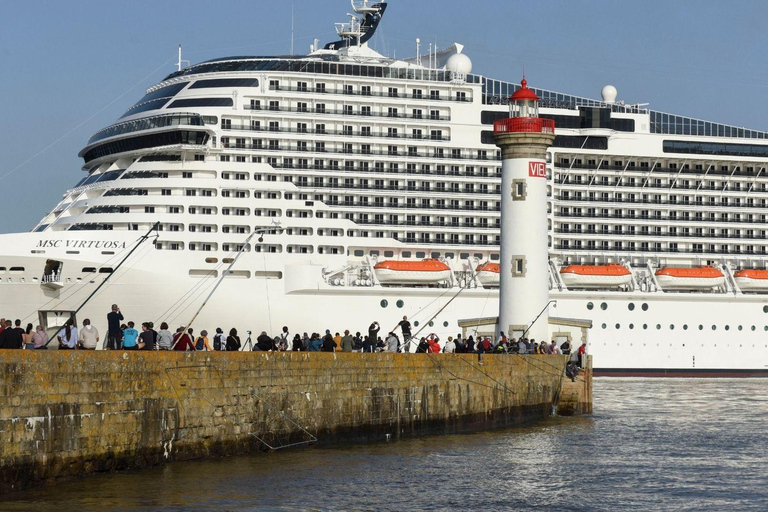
[3,1,768,374]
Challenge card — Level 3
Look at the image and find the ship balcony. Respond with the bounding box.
[41,273,64,290]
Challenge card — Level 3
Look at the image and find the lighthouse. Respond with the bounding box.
[493,78,556,342]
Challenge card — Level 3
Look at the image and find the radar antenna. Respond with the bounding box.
[176,45,190,72]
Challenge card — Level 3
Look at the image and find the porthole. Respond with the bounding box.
[396,300,404,308]
[615,323,620,329]
[601,302,608,311]
[670,324,675,330]
[752,325,756,331]
[380,299,388,308]
[643,324,648,330]
[764,306,768,313]
[414,321,420,327]
[765,326,768,331]
[656,324,661,330]
[443,321,449,327]
[642,303,649,311]
[683,325,688,330]
[601,323,607,329]
[712,325,717,331]
[429,321,434,327]
[628,303,635,311]
[738,325,743,331]
[699,325,703,330]
[587,302,594,310]
[629,323,634,329]
[725,325,730,331]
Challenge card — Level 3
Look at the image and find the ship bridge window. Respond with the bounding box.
[168,98,234,109]
[190,78,259,89]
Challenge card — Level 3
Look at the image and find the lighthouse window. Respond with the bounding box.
[512,180,527,200]
[512,257,526,276]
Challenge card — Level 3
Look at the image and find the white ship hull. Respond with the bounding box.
[2,231,768,375]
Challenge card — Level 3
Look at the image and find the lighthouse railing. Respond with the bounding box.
[493,117,555,134]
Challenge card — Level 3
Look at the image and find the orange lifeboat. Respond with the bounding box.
[374,259,451,285]
[655,266,725,290]
[475,262,500,287]
[559,264,632,289]
[733,269,768,292]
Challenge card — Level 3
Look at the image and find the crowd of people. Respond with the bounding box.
[0,309,588,370]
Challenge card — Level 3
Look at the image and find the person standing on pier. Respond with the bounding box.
[367,321,380,353]
[578,341,587,368]
[397,316,412,352]
[0,320,23,349]
[341,330,354,352]
[106,304,124,350]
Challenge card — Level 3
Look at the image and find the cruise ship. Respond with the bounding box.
[3,0,768,375]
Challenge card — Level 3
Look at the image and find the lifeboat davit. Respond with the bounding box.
[559,263,632,289]
[374,259,451,285]
[655,266,725,290]
[476,262,500,287]
[733,269,768,292]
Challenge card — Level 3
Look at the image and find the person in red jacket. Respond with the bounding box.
[426,333,441,353]
[577,341,587,368]
[172,327,195,351]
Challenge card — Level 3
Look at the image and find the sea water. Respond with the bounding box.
[3,378,767,511]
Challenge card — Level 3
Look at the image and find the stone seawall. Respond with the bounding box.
[0,351,589,493]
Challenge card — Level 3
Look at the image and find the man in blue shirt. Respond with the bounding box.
[122,321,139,350]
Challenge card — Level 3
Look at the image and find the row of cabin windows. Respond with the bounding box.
[269,80,469,102]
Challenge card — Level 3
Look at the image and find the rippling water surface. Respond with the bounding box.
[4,378,768,511]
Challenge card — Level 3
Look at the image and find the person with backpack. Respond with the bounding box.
[211,328,224,351]
[195,330,212,351]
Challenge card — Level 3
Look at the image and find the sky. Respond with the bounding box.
[1,0,768,233]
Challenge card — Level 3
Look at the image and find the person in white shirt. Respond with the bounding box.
[442,336,456,353]
[78,319,100,350]
[57,320,78,350]
[385,332,399,352]
[550,340,562,355]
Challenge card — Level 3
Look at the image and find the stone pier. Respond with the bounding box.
[0,351,591,493]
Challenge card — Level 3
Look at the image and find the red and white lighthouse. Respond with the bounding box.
[493,78,556,342]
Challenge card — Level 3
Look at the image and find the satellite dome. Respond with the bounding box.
[601,85,618,104]
[446,53,472,74]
